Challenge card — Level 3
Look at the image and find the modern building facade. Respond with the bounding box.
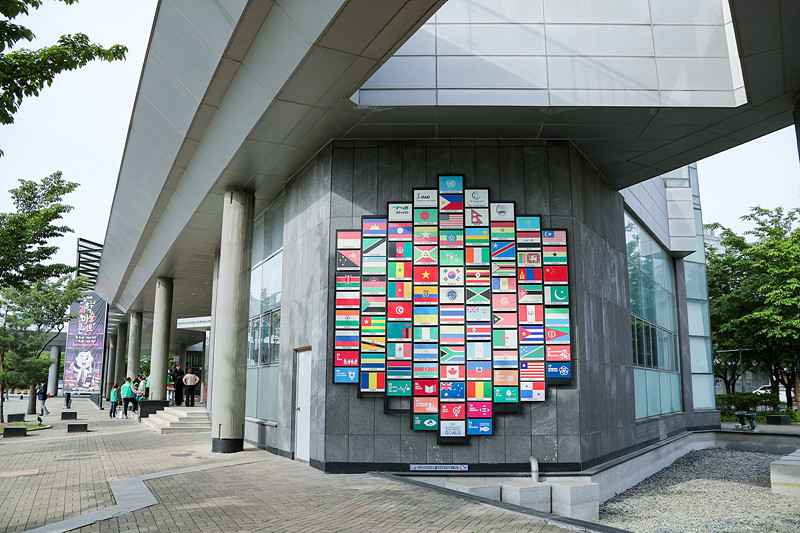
[95,0,800,471]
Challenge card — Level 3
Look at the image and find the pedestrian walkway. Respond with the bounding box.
[0,397,588,533]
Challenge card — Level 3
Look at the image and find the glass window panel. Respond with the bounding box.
[656,329,666,369]
[250,264,263,317]
[270,310,281,364]
[252,215,264,267]
[631,318,638,365]
[640,231,654,279]
[261,252,283,313]
[684,262,708,300]
[654,285,669,330]
[628,264,642,317]
[687,301,711,336]
[263,201,285,258]
[689,337,712,373]
[663,256,676,294]
[641,275,656,323]
[660,371,673,413]
[671,372,682,412]
[649,324,658,368]
[692,374,716,410]
[634,369,648,419]
[256,366,280,421]
[625,214,640,266]
[646,370,662,417]
[652,249,666,288]
[247,318,259,366]
[259,314,271,365]
[245,367,258,417]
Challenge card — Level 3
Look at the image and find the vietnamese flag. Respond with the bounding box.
[543,265,568,284]
[388,302,412,321]
[414,266,437,284]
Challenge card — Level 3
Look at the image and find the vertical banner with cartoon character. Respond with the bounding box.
[63,292,107,393]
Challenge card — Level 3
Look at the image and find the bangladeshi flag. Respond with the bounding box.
[543,265,568,284]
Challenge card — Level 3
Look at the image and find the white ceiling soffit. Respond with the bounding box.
[355,0,746,108]
[96,0,447,313]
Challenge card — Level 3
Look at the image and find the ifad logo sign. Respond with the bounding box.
[546,362,571,379]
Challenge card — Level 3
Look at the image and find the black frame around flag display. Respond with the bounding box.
[333,175,572,443]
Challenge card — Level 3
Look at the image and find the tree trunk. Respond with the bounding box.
[0,379,5,423]
[27,384,36,415]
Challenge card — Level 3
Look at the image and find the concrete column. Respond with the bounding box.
[211,188,254,453]
[150,277,174,401]
[177,344,187,370]
[105,335,117,399]
[207,251,220,415]
[114,323,128,388]
[47,346,61,397]
[126,311,143,379]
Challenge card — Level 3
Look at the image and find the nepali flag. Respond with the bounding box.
[363,218,387,237]
[388,222,412,241]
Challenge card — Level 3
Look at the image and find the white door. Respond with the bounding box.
[294,349,312,462]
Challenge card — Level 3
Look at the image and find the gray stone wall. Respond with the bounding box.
[258,138,716,470]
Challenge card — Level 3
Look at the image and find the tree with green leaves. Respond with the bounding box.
[0,0,127,130]
[0,172,88,418]
[0,274,88,417]
[706,207,800,409]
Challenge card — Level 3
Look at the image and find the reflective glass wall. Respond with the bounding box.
[246,199,284,422]
[683,164,715,409]
[626,213,682,418]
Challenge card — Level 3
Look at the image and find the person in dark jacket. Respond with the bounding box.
[171,365,185,406]
[36,381,50,416]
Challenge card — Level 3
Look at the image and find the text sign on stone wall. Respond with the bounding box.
[333,176,572,441]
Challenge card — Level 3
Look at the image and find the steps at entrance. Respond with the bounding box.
[141,406,210,434]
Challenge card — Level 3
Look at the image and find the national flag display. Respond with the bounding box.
[387,261,411,280]
[337,230,361,249]
[439,230,464,248]
[362,218,387,237]
[388,242,412,261]
[336,274,360,291]
[333,174,572,440]
[336,249,361,271]
[388,222,412,241]
[440,249,465,266]
[465,246,490,265]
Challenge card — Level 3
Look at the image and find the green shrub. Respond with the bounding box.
[715,392,784,417]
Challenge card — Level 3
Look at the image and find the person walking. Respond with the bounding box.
[36,381,50,416]
[144,373,150,397]
[109,383,119,418]
[121,377,135,418]
[182,368,199,407]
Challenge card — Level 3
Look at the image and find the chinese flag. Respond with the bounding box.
[543,266,568,284]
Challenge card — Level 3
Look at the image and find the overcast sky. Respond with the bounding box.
[1,1,799,269]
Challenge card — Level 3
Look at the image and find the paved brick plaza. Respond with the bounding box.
[0,397,581,533]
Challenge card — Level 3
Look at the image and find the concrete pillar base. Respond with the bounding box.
[212,437,244,453]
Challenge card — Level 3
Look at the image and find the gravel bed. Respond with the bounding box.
[598,449,800,533]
